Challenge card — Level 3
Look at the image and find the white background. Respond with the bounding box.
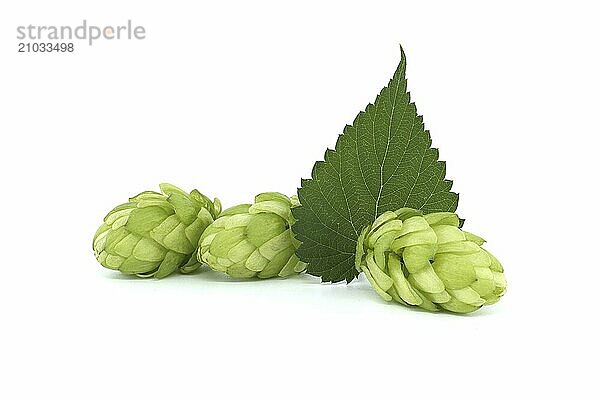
[1,1,598,398]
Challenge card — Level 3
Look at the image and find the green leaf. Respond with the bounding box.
[292,47,459,283]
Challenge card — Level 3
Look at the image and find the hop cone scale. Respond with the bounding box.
[199,192,307,278]
[93,183,221,278]
[355,208,506,313]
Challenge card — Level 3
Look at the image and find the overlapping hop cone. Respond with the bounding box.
[93,183,221,278]
[355,208,506,313]
[198,192,307,278]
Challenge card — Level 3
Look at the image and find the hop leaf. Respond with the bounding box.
[292,47,458,283]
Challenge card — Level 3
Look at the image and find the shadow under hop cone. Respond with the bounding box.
[93,183,221,278]
[356,208,506,313]
[198,192,307,279]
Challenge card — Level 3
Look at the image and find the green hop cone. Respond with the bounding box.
[355,208,506,313]
[93,183,221,278]
[199,192,307,278]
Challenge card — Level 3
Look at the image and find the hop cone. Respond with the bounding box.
[93,183,221,278]
[199,192,307,278]
[355,208,506,313]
